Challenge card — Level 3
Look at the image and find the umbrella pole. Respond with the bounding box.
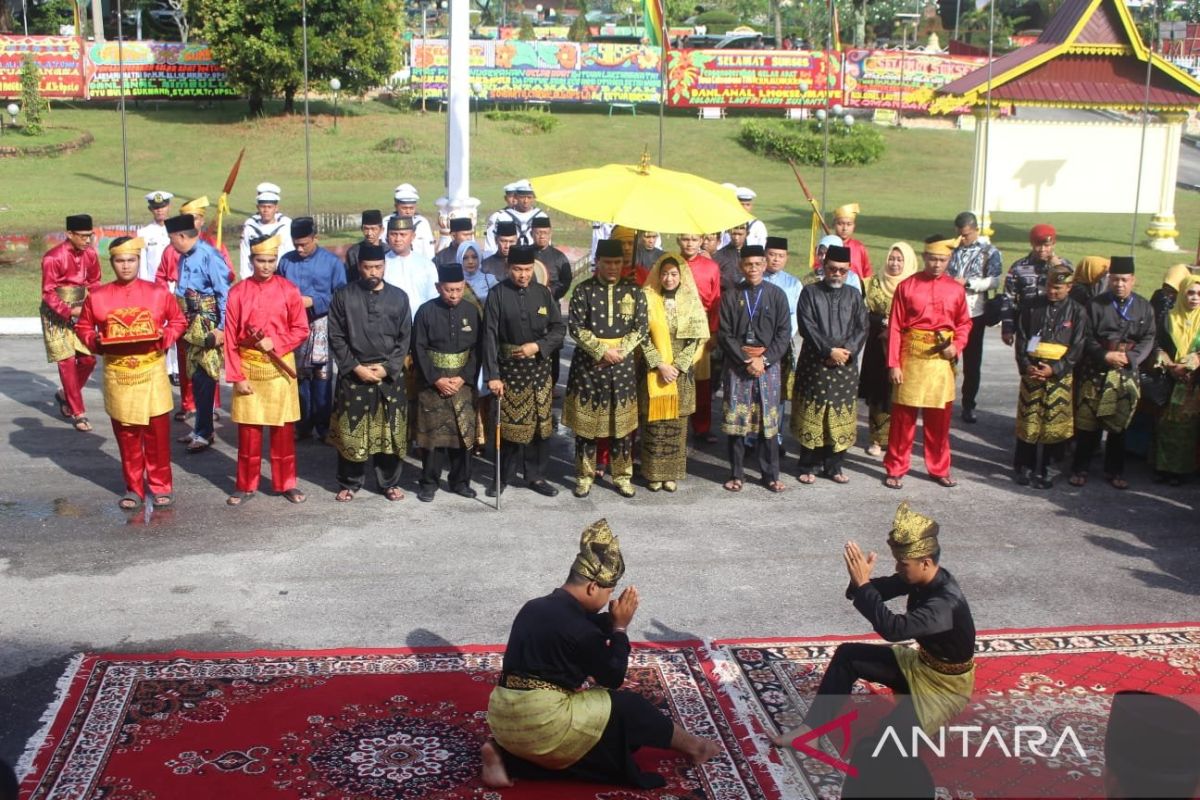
[658,43,666,166]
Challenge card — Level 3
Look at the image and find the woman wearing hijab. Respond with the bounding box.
[1069,256,1109,307]
[457,240,497,306]
[638,254,710,491]
[857,242,918,455]
[1153,275,1200,484]
[1151,263,1194,330]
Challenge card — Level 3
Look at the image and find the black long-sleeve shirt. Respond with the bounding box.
[483,280,565,381]
[797,281,868,359]
[412,296,481,385]
[847,567,975,665]
[1015,295,1088,378]
[718,278,792,370]
[501,588,629,691]
[1081,291,1156,374]
[328,280,411,379]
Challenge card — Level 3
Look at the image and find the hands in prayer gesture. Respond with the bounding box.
[844,541,876,588]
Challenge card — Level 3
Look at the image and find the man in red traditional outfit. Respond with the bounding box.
[76,237,187,510]
[832,203,874,281]
[883,236,972,489]
[223,235,310,506]
[677,233,722,443]
[41,214,102,432]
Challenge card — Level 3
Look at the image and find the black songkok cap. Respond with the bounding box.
[358,242,386,262]
[361,209,383,226]
[388,216,415,232]
[739,244,766,260]
[65,214,93,232]
[437,263,465,283]
[531,216,552,229]
[291,216,316,239]
[508,245,537,266]
[495,221,518,237]
[765,236,788,251]
[1109,256,1135,275]
[824,245,852,263]
[449,217,473,233]
[595,239,624,259]
[164,214,197,235]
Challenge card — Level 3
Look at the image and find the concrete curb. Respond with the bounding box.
[0,319,41,335]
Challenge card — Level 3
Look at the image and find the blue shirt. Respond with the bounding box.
[765,269,803,338]
[175,239,231,330]
[278,246,347,318]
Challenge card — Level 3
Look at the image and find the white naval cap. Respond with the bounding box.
[144,190,174,207]
[255,182,282,202]
[721,182,738,193]
[736,186,757,201]
[503,181,519,194]
[511,179,534,194]
[393,183,419,202]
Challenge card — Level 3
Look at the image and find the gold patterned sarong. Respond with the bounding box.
[415,350,476,449]
[230,349,300,426]
[102,350,172,426]
[564,336,640,440]
[1075,369,1139,433]
[892,645,975,734]
[41,287,90,363]
[181,293,223,380]
[892,329,956,409]
[487,685,612,770]
[1016,373,1074,444]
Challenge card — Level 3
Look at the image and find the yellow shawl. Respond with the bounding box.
[1167,275,1200,362]
[643,253,710,422]
[865,241,918,316]
[1075,256,1109,287]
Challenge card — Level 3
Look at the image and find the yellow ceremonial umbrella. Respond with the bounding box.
[529,152,753,234]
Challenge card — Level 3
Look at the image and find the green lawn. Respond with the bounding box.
[0,99,1195,315]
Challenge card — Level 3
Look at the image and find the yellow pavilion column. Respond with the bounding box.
[1147,112,1186,252]
[969,105,997,237]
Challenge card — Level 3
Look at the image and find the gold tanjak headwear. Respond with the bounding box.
[571,519,625,588]
[108,237,145,257]
[888,502,940,561]
[1075,256,1109,286]
[611,225,637,242]
[180,196,210,215]
[923,236,961,257]
[249,235,281,256]
[833,203,860,220]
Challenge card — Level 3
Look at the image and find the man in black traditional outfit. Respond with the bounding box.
[327,243,412,502]
[482,519,720,790]
[792,244,868,485]
[434,216,476,266]
[771,502,976,748]
[531,216,573,301]
[342,210,384,284]
[1070,256,1156,490]
[564,239,648,498]
[413,263,481,502]
[718,244,793,493]
[482,220,519,280]
[484,245,566,497]
[1013,263,1088,488]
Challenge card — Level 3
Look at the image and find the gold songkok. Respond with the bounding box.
[249,235,281,256]
[888,502,940,561]
[180,196,210,214]
[833,203,860,220]
[109,237,145,256]
[923,237,961,257]
[611,225,637,242]
[571,519,625,588]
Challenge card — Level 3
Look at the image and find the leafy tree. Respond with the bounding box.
[27,0,75,35]
[518,12,535,38]
[20,55,48,136]
[567,12,590,41]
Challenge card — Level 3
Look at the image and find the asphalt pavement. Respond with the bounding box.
[0,331,1197,768]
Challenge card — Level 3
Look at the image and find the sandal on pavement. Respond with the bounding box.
[335,488,356,503]
[662,480,677,492]
[186,436,211,454]
[884,475,904,490]
[118,492,142,510]
[55,390,71,418]
[173,409,192,422]
[826,472,850,484]
[384,486,405,502]
[797,472,816,485]
[282,488,307,504]
[1069,472,1088,487]
[151,494,173,508]
[723,478,743,492]
[934,475,958,488]
[765,480,786,493]
[1106,475,1128,490]
[72,415,92,432]
[226,491,255,506]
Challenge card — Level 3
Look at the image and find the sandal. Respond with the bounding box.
[282,488,307,504]
[1106,475,1128,490]
[55,390,71,418]
[226,491,255,506]
[796,472,816,485]
[765,480,786,493]
[826,472,850,484]
[72,415,92,432]
[384,486,405,502]
[186,436,211,453]
[118,492,142,510]
[884,475,904,490]
[723,478,743,492]
[151,494,173,508]
[173,409,192,422]
[934,475,958,488]
[335,488,356,503]
[1069,472,1088,487]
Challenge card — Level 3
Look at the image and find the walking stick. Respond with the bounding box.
[494,393,502,511]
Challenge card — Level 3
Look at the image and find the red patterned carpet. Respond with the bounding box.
[18,625,1200,799]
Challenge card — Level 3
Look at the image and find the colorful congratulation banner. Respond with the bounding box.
[667,48,839,107]
[842,47,986,111]
[84,41,237,98]
[0,35,87,98]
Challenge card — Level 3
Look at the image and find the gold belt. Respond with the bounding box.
[918,647,974,675]
[55,286,87,306]
[499,674,571,693]
[429,350,470,369]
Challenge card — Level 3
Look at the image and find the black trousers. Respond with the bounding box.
[798,445,845,475]
[420,446,471,490]
[1014,439,1067,473]
[497,688,674,789]
[501,434,549,485]
[803,642,912,731]
[960,315,987,411]
[1071,428,1126,476]
[337,453,402,491]
[728,434,780,482]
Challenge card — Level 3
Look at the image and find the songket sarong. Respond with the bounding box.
[640,369,695,483]
[721,362,782,438]
[1076,369,1139,433]
[892,645,976,734]
[329,371,408,462]
[487,683,611,770]
[893,329,956,409]
[181,291,223,380]
[790,346,859,453]
[1016,375,1074,444]
[103,350,173,426]
[415,349,476,450]
[294,314,331,381]
[498,344,555,444]
[564,337,639,440]
[1155,381,1200,474]
[230,349,300,426]
[41,287,90,363]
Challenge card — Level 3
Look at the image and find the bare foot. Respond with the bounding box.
[671,725,721,765]
[480,740,514,788]
[769,725,809,748]
[688,737,721,765]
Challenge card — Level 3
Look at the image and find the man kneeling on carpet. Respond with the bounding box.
[483,519,720,789]
[771,502,976,749]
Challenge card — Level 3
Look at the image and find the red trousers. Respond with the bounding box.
[57,354,96,417]
[883,402,953,479]
[692,378,712,434]
[176,341,220,413]
[236,422,297,492]
[112,414,172,498]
